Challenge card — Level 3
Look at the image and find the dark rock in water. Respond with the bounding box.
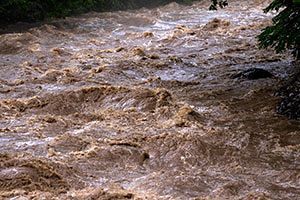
[276,74,300,120]
[231,68,273,80]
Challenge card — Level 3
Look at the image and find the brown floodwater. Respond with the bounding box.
[0,0,299,199]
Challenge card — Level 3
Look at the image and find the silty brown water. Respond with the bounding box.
[0,0,299,199]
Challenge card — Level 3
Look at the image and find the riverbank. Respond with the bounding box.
[0,0,197,25]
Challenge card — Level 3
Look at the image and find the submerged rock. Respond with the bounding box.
[231,68,273,80]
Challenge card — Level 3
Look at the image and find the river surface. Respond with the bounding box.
[0,0,300,199]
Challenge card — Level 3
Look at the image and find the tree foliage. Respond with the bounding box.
[210,0,300,60]
[209,0,228,10]
[258,0,300,59]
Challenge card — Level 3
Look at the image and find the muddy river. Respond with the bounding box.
[0,0,299,199]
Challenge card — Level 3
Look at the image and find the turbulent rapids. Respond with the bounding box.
[0,0,299,199]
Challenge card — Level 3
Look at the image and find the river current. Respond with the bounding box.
[0,0,299,199]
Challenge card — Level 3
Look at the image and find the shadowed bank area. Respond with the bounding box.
[0,0,198,34]
[0,0,300,199]
[0,0,197,25]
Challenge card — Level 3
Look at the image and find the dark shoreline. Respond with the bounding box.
[0,0,197,33]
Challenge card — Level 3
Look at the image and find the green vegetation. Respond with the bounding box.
[210,0,300,59]
[209,0,228,10]
[258,0,300,59]
[0,0,196,24]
